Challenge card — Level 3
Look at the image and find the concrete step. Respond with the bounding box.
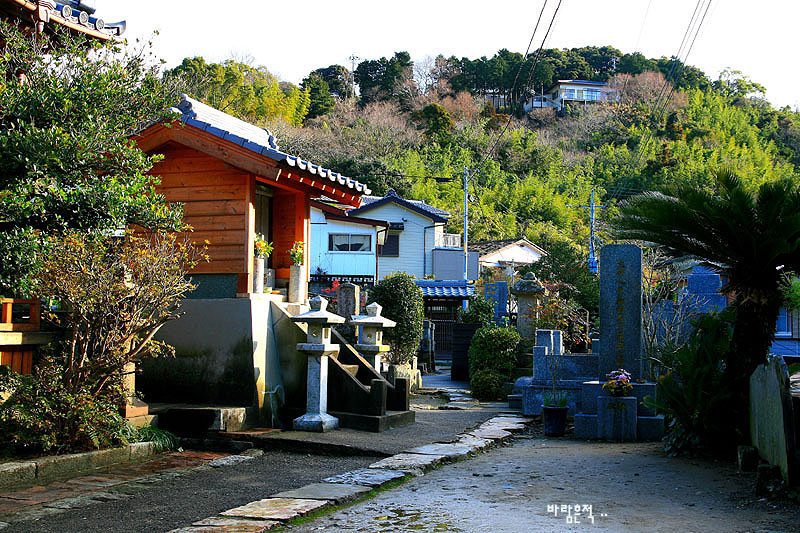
[507,394,522,410]
[151,404,259,437]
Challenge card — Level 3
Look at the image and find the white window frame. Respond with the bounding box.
[328,233,372,253]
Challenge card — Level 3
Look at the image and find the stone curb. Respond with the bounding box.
[170,414,534,532]
[0,442,156,491]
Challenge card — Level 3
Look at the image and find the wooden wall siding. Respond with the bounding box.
[0,347,33,375]
[0,299,40,332]
[150,143,250,276]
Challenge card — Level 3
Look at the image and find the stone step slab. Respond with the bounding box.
[467,427,513,442]
[404,443,474,461]
[322,468,406,488]
[455,434,494,451]
[271,483,372,504]
[221,498,328,521]
[171,516,280,532]
[368,453,446,475]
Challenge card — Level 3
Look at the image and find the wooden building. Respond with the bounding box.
[0,0,125,41]
[135,95,370,297]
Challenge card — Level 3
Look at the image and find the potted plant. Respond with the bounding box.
[253,233,273,294]
[602,369,634,397]
[288,241,305,303]
[542,333,569,437]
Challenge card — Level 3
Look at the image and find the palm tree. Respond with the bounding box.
[614,168,800,429]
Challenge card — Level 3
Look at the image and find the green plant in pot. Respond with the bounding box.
[287,241,305,303]
[541,333,569,437]
[253,233,273,293]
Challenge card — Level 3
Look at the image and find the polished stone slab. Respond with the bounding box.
[368,453,446,475]
[322,468,406,487]
[221,498,328,521]
[271,483,371,504]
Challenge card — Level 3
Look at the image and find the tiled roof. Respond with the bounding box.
[470,238,547,258]
[349,189,449,222]
[414,280,475,299]
[174,95,370,195]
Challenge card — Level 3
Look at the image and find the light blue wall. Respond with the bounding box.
[309,207,377,278]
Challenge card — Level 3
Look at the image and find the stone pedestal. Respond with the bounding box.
[290,296,345,432]
[288,264,306,304]
[294,351,339,432]
[351,302,396,374]
[597,395,637,441]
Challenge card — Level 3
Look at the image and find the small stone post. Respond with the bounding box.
[336,283,360,343]
[350,302,397,372]
[290,296,345,432]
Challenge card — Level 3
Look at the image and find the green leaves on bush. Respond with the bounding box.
[468,325,521,378]
[645,311,735,455]
[470,370,506,401]
[458,292,495,326]
[368,272,424,364]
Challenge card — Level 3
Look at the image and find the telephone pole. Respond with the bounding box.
[463,167,469,282]
[348,54,359,99]
[567,189,606,274]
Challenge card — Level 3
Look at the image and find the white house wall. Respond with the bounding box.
[368,203,436,280]
[309,207,376,278]
[481,245,543,268]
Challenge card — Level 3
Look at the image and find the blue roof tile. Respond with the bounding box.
[172,95,370,195]
[414,280,475,299]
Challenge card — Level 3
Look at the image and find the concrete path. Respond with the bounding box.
[290,436,800,533]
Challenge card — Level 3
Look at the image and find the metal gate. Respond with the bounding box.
[431,319,455,356]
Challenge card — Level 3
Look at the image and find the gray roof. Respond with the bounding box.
[351,189,450,222]
[174,95,370,195]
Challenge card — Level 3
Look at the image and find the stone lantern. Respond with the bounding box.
[511,272,547,342]
[350,302,396,371]
[290,295,345,432]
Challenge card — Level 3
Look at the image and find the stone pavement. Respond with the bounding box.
[167,414,532,532]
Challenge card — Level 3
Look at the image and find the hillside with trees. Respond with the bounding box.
[169,46,800,303]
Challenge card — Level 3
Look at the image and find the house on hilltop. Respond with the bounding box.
[525,80,618,112]
[471,238,547,276]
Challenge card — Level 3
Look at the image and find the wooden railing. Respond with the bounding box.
[0,298,41,332]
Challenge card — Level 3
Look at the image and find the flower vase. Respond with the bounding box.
[253,257,265,294]
[288,264,306,303]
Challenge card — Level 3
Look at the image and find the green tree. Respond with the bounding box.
[0,24,182,297]
[414,103,453,139]
[309,64,351,98]
[355,52,415,107]
[367,272,424,364]
[302,73,335,119]
[614,168,800,441]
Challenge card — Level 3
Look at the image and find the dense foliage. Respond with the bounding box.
[457,292,495,326]
[645,312,735,455]
[468,325,521,378]
[367,272,424,364]
[0,232,200,453]
[0,23,182,297]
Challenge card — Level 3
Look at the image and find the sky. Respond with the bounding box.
[100,0,798,109]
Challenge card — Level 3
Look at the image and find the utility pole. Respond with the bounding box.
[463,167,469,283]
[348,54,359,99]
[567,188,606,274]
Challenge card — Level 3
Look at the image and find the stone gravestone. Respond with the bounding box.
[336,283,360,344]
[598,244,643,380]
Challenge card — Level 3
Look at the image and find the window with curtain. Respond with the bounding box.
[328,233,372,252]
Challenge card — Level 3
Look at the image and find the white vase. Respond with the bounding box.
[253,257,265,294]
[288,264,306,303]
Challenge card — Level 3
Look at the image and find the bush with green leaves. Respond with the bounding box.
[367,272,424,364]
[469,369,506,401]
[468,325,521,379]
[458,292,496,326]
[645,310,735,455]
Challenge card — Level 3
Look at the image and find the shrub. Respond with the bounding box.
[0,231,201,454]
[470,369,506,401]
[645,311,735,455]
[367,272,424,364]
[468,325,521,378]
[458,292,495,326]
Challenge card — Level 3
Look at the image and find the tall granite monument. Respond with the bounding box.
[598,244,643,380]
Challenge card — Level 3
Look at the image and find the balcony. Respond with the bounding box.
[435,233,462,249]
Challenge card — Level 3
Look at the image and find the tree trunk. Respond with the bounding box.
[726,291,782,441]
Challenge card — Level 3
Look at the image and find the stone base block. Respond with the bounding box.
[573,413,597,439]
[522,380,584,416]
[507,393,522,410]
[637,415,665,441]
[597,396,637,441]
[293,412,339,432]
[580,381,658,416]
[330,409,415,433]
[123,398,149,418]
[533,353,598,381]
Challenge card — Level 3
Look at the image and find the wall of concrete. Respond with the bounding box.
[142,295,289,426]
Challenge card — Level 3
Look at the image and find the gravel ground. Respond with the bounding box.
[291,429,800,533]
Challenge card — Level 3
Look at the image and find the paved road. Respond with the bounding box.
[291,436,800,533]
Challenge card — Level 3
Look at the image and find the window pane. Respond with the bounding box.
[350,235,371,252]
[378,234,399,256]
[329,234,350,251]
